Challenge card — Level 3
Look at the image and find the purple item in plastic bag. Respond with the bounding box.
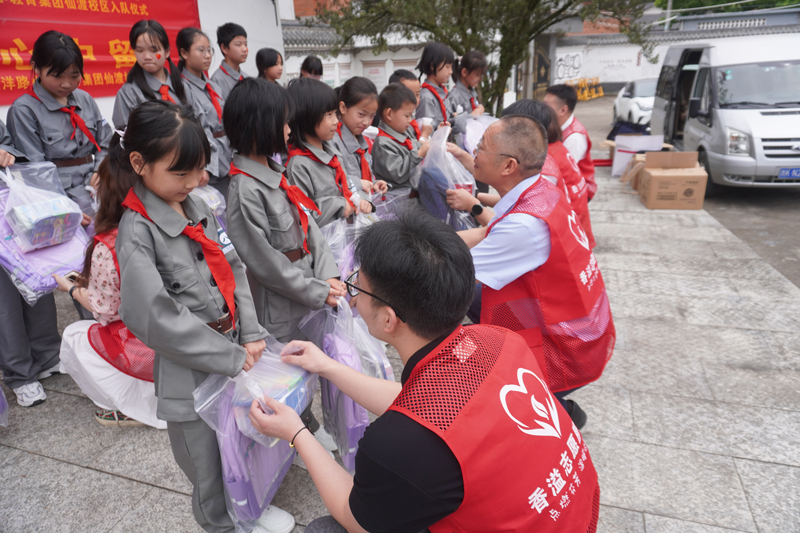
[0,389,8,427]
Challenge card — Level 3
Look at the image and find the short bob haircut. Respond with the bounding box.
[31,30,84,78]
[416,42,455,77]
[502,99,562,144]
[256,48,283,78]
[354,208,475,339]
[288,77,338,146]
[224,78,293,156]
[388,69,417,84]
[300,55,323,77]
[546,84,579,112]
[377,83,417,120]
[217,22,247,50]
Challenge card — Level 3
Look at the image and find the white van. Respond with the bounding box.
[651,35,800,196]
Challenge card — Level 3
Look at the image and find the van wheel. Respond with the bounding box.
[699,150,720,198]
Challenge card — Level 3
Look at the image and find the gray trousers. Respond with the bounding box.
[0,270,61,388]
[167,418,235,533]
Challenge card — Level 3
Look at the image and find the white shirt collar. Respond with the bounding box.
[561,113,575,131]
[491,174,541,220]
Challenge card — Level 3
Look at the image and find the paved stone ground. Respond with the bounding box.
[2,108,799,532]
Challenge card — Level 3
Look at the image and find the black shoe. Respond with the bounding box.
[565,400,587,430]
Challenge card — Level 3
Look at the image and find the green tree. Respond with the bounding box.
[314,0,654,114]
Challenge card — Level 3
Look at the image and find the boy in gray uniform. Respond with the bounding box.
[211,23,249,100]
[0,120,61,407]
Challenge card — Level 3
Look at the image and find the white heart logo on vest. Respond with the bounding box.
[499,368,562,438]
[568,211,590,251]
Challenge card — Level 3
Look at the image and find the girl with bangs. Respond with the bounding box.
[8,30,112,215]
[114,101,268,532]
[285,78,372,228]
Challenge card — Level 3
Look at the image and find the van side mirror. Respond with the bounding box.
[689,98,704,119]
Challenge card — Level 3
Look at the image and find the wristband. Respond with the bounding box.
[68,286,78,300]
[419,136,428,143]
[290,426,309,448]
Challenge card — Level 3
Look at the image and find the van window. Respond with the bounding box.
[693,69,710,111]
[656,66,676,99]
[717,60,800,107]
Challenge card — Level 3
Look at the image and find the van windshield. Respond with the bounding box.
[716,60,800,108]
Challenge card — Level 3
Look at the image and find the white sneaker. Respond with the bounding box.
[255,505,295,533]
[292,449,335,470]
[37,366,60,380]
[315,426,338,452]
[13,381,47,407]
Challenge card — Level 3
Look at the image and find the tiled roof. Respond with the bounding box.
[557,23,800,46]
[282,20,341,49]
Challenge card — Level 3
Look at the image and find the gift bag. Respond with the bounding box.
[0,389,8,427]
[0,187,90,305]
[1,165,84,252]
[194,338,318,532]
[299,298,394,471]
[412,126,477,231]
[190,185,228,231]
[460,115,497,155]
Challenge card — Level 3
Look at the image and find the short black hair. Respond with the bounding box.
[378,83,417,121]
[453,49,488,83]
[416,42,455,77]
[256,48,282,77]
[217,22,247,49]
[354,209,475,339]
[338,76,377,108]
[300,55,323,76]
[546,84,578,112]
[31,30,84,77]
[224,78,293,156]
[388,69,416,84]
[288,77,338,146]
[502,99,561,144]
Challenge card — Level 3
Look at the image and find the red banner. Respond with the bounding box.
[0,0,200,105]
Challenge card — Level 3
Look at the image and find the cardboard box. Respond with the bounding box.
[620,154,647,190]
[600,137,674,160]
[638,152,708,210]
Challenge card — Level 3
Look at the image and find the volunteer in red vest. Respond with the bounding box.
[248,212,601,533]
[544,84,598,200]
[459,115,615,429]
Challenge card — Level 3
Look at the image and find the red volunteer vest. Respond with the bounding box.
[389,325,600,532]
[549,141,595,250]
[480,179,615,392]
[562,118,597,199]
[541,153,570,200]
[86,230,155,382]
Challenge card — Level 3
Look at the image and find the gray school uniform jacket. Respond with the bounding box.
[0,120,26,162]
[286,140,361,228]
[445,80,480,138]
[226,154,340,342]
[113,69,218,176]
[371,122,423,189]
[210,61,248,100]
[181,69,232,180]
[117,181,267,422]
[416,82,449,126]
[7,82,111,214]
[330,125,375,185]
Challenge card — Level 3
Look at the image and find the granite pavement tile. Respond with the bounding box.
[596,505,645,533]
[607,292,688,322]
[109,486,201,533]
[763,330,800,370]
[39,371,88,399]
[730,274,800,303]
[644,514,751,532]
[593,252,665,274]
[270,465,329,526]
[595,236,714,262]
[631,392,800,466]
[587,436,757,531]
[703,360,800,412]
[613,270,739,299]
[739,299,800,333]
[0,447,150,532]
[709,241,762,260]
[570,385,636,440]
[735,458,800,533]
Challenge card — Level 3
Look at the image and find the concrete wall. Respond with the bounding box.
[1,0,283,124]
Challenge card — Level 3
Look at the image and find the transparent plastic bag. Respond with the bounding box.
[372,187,413,220]
[190,184,227,230]
[412,126,477,231]
[299,298,394,471]
[336,213,378,279]
[0,186,90,305]
[194,338,318,532]
[1,165,84,252]
[319,218,349,270]
[0,388,8,427]
[460,115,497,155]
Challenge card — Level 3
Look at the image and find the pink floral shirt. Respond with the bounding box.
[87,241,121,326]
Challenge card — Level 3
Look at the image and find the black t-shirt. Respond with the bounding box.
[348,330,465,533]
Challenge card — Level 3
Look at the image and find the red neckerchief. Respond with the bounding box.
[377,128,413,151]
[422,82,448,121]
[26,86,102,152]
[185,73,223,123]
[158,85,176,103]
[410,119,421,140]
[337,123,371,182]
[229,162,320,254]
[286,144,356,211]
[219,63,243,82]
[121,188,237,325]
[470,96,477,111]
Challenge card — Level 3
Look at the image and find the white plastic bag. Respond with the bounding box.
[190,184,227,230]
[319,218,349,270]
[412,126,477,231]
[1,164,84,252]
[461,115,497,155]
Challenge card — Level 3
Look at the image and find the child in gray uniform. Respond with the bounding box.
[114,101,275,533]
[415,42,455,129]
[8,30,112,215]
[211,23,249,100]
[445,50,487,142]
[286,78,372,228]
[177,27,233,197]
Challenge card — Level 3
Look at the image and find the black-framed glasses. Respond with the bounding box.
[472,139,519,162]
[344,270,404,322]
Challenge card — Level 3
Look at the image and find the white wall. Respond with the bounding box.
[1,0,283,125]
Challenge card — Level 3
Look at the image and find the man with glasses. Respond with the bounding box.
[460,115,616,430]
[247,211,600,533]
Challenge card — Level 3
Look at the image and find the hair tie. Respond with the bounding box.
[115,128,126,149]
